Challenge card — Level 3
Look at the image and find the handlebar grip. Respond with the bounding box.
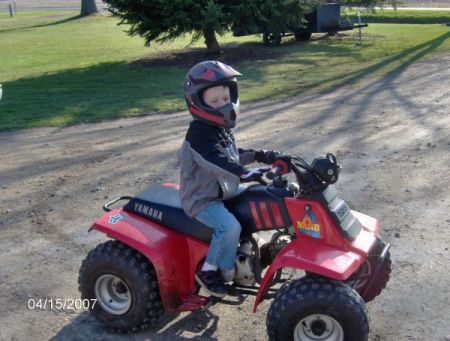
[267,165,284,179]
[272,160,290,174]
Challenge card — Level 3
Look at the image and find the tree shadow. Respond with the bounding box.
[131,37,356,68]
[248,29,450,102]
[132,43,286,68]
[2,30,447,131]
[0,41,355,131]
[1,61,184,131]
[0,15,83,33]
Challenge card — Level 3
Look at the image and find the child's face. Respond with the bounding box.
[203,85,231,109]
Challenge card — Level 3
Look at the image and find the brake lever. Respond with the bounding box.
[257,178,268,186]
[257,168,273,185]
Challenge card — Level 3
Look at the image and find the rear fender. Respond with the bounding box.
[90,209,208,312]
[253,238,363,312]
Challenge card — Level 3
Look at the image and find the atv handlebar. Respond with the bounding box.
[266,165,283,180]
[265,153,341,194]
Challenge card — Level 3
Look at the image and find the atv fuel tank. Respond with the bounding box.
[225,184,292,234]
[299,185,362,241]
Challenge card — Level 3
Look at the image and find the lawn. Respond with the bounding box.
[0,9,449,131]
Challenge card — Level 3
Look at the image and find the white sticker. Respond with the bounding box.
[108,213,124,225]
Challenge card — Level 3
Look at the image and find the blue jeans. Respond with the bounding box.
[195,200,242,271]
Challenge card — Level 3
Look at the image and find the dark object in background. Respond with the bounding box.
[234,3,368,46]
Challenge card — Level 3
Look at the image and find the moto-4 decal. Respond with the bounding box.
[297,209,321,239]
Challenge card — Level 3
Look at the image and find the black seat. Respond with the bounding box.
[123,184,213,243]
[123,183,294,243]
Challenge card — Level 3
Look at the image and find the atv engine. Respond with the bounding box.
[222,241,256,286]
[223,233,291,286]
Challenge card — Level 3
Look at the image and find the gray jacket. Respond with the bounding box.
[177,120,255,217]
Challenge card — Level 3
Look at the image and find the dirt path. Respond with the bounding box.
[1,55,449,341]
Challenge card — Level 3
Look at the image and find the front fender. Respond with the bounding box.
[253,238,363,312]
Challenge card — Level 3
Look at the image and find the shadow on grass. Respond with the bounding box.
[132,42,286,68]
[132,38,356,68]
[0,61,185,131]
[0,15,83,33]
[327,29,449,89]
[1,30,448,131]
[235,29,450,133]
[362,13,450,25]
[257,29,450,102]
[0,41,356,131]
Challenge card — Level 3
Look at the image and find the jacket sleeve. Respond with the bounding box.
[186,123,248,178]
[238,148,256,166]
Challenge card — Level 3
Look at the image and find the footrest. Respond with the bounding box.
[178,294,209,312]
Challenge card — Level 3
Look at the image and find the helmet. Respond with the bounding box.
[184,60,242,128]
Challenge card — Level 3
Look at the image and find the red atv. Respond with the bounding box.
[78,153,391,341]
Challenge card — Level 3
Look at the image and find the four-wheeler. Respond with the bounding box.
[79,152,391,341]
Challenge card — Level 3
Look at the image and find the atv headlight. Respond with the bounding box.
[311,153,340,184]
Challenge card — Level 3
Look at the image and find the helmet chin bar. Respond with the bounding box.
[189,102,239,129]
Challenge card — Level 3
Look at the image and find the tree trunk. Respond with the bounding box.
[80,0,99,16]
[203,28,221,55]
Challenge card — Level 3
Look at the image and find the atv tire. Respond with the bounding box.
[78,240,163,332]
[346,237,392,302]
[263,32,282,46]
[294,32,312,41]
[267,276,369,341]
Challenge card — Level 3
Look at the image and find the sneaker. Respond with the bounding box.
[195,270,227,298]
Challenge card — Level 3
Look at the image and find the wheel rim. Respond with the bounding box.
[94,274,132,315]
[294,314,344,341]
[264,32,281,45]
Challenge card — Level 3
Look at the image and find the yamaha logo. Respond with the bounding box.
[336,202,349,219]
[134,202,163,221]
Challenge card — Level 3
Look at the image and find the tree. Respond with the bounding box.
[103,0,317,54]
[103,0,397,53]
[81,0,99,16]
[230,0,317,37]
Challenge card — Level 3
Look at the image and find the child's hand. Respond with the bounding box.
[254,150,283,164]
[240,167,271,182]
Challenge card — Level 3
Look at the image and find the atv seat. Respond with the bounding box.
[123,184,214,243]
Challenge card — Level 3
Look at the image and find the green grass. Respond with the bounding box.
[358,9,450,24]
[1,10,450,131]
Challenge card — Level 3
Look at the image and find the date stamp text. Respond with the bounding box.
[27,298,97,310]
